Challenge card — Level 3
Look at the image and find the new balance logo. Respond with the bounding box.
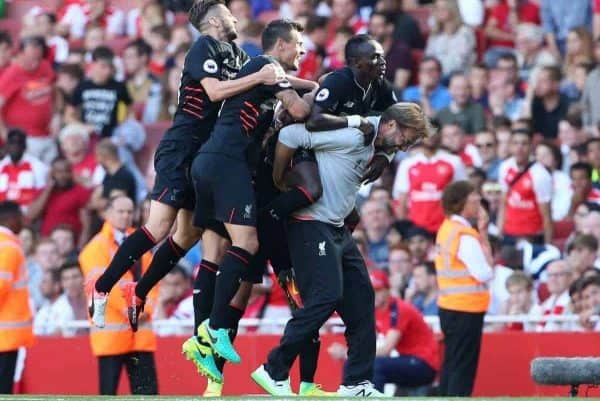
[244,204,253,219]
[318,241,326,256]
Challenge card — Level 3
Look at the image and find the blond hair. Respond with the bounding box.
[431,0,463,35]
[505,271,533,291]
[381,102,437,141]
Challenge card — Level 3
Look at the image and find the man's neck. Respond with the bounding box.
[9,155,23,165]
[104,160,122,175]
[423,147,437,158]
[91,77,109,86]
[542,92,560,110]
[350,67,371,90]
[131,68,150,84]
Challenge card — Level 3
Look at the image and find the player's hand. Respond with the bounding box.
[259,64,286,85]
[358,117,375,138]
[477,205,489,233]
[361,154,389,185]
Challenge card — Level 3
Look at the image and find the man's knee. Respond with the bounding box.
[229,228,259,254]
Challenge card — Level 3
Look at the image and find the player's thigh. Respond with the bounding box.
[144,200,178,241]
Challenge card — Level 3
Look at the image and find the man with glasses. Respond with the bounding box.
[474,131,501,181]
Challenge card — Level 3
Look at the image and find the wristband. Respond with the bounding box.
[347,115,362,128]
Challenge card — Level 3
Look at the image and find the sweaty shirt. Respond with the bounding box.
[165,35,249,142]
[278,116,381,227]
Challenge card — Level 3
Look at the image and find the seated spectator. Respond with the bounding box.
[531,66,570,139]
[482,181,502,228]
[402,56,451,117]
[123,39,162,124]
[158,64,182,121]
[374,0,424,50]
[361,198,393,268]
[501,240,561,282]
[406,227,434,265]
[326,0,367,47]
[0,129,48,210]
[92,139,137,210]
[54,261,88,336]
[564,27,593,84]
[55,64,85,129]
[440,122,481,168]
[238,21,264,58]
[28,238,61,311]
[515,23,557,88]
[26,158,92,246]
[558,112,588,173]
[569,162,600,219]
[153,265,191,320]
[562,61,593,103]
[50,225,79,263]
[228,0,252,27]
[19,226,37,260]
[393,134,466,234]
[67,46,133,138]
[469,64,489,109]
[32,269,64,336]
[388,245,413,298]
[59,123,104,189]
[570,277,586,315]
[579,275,600,330]
[483,0,540,67]
[407,262,439,316]
[325,27,353,71]
[540,0,592,58]
[0,36,56,162]
[582,38,600,129]
[474,131,501,181]
[502,271,535,330]
[567,234,600,278]
[128,0,174,39]
[436,73,486,135]
[167,25,192,58]
[368,11,411,92]
[488,72,526,122]
[59,0,126,39]
[529,260,574,332]
[0,31,12,78]
[425,0,475,77]
[493,116,513,160]
[147,25,170,77]
[35,11,70,66]
[535,141,572,221]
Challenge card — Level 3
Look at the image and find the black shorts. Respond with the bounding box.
[191,153,257,229]
[150,135,203,211]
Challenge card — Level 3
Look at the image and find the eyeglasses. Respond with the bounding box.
[547,272,572,278]
[475,142,495,148]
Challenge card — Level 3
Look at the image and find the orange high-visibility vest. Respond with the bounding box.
[434,218,490,313]
[79,222,158,357]
[0,226,34,351]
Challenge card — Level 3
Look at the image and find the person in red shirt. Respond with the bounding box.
[0,32,13,79]
[569,162,600,217]
[393,133,467,234]
[328,270,439,393]
[0,129,48,210]
[147,25,170,78]
[26,158,92,247]
[484,0,540,51]
[58,122,103,189]
[440,122,482,168]
[0,36,56,162]
[497,128,553,245]
[326,0,367,47]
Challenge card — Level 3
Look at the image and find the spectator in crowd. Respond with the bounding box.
[531,66,570,139]
[374,0,424,50]
[325,26,354,71]
[498,129,553,244]
[402,56,451,116]
[440,122,481,168]
[55,63,85,129]
[124,39,162,124]
[425,0,475,77]
[92,139,137,209]
[388,245,413,298]
[514,23,557,85]
[566,234,599,278]
[562,61,592,103]
[0,36,56,162]
[368,11,411,92]
[297,16,329,82]
[483,0,540,67]
[59,123,104,189]
[228,0,252,26]
[59,0,126,39]
[569,277,586,315]
[158,64,182,121]
[329,270,439,393]
[326,0,367,46]
[406,262,438,316]
[587,138,600,185]
[0,129,48,210]
[82,23,107,65]
[569,162,600,218]
[469,64,488,108]
[67,46,133,138]
[33,269,64,335]
[502,271,534,330]
[35,11,70,65]
[406,227,434,265]
[488,71,525,122]
[582,38,600,129]
[436,73,486,135]
[540,0,592,58]
[147,25,170,77]
[580,209,600,254]
[393,133,466,234]
[0,31,12,78]
[493,116,514,160]
[19,226,36,260]
[153,264,191,320]
[50,225,79,263]
[579,275,600,330]
[28,238,61,310]
[360,198,393,268]
[474,131,501,181]
[535,141,572,221]
[564,27,593,82]
[238,21,264,57]
[27,158,92,246]
[138,1,174,42]
[54,261,88,337]
[529,260,574,332]
[558,112,588,173]
[167,25,192,58]
[482,181,503,228]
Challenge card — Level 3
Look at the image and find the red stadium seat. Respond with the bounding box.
[409,48,423,85]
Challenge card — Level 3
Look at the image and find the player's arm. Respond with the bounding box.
[286,75,319,92]
[376,328,402,356]
[200,63,284,102]
[275,88,311,121]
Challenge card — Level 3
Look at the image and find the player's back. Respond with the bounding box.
[164,35,248,143]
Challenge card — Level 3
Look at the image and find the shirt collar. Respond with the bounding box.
[450,214,472,227]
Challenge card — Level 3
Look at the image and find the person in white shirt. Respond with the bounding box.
[529,260,574,332]
[33,270,63,336]
[55,261,88,337]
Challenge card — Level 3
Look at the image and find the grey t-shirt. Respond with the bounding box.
[278,116,380,226]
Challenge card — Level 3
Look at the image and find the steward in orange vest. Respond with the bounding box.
[0,201,33,394]
[435,181,493,397]
[79,196,158,395]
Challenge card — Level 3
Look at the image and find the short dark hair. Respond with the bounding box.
[57,63,84,81]
[570,161,593,179]
[7,128,26,143]
[497,52,517,66]
[40,12,57,24]
[569,233,599,253]
[126,38,152,59]
[569,277,585,297]
[541,65,562,82]
[344,34,374,65]
[581,275,600,292]
[305,16,329,33]
[0,30,12,47]
[0,201,21,225]
[420,56,442,72]
[189,0,225,31]
[151,24,171,41]
[91,46,114,63]
[441,180,475,216]
[537,140,563,170]
[492,115,512,130]
[95,138,119,159]
[59,259,82,278]
[512,127,533,139]
[261,19,304,52]
[370,11,395,25]
[416,261,436,276]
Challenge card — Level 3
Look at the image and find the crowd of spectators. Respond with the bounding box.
[0,0,599,349]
